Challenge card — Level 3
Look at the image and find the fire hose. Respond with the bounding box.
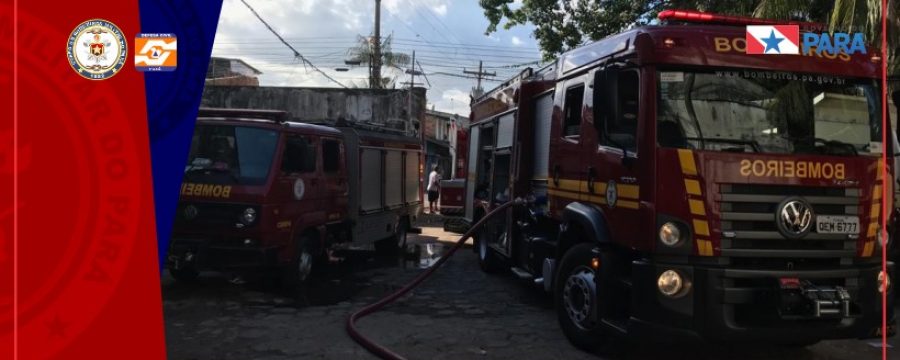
[346,199,523,360]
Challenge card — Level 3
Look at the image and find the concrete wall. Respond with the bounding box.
[201,86,427,137]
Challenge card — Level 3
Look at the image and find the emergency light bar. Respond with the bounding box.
[657,9,826,32]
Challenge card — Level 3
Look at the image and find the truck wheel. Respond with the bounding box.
[284,235,317,289]
[375,219,408,254]
[169,266,199,282]
[555,243,613,352]
[477,227,502,273]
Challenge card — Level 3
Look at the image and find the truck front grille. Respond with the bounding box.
[717,184,860,268]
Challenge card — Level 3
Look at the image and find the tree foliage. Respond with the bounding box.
[346,34,411,88]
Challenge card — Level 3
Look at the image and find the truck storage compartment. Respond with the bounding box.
[385,150,403,208]
[360,148,383,213]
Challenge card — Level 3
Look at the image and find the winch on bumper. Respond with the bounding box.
[167,237,280,270]
[628,260,894,343]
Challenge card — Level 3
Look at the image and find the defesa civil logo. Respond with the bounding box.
[66,19,127,80]
[135,33,177,72]
[746,25,867,56]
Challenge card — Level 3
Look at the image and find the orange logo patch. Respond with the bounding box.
[135,33,177,71]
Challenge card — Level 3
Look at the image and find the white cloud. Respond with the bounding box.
[511,36,523,46]
[431,3,448,16]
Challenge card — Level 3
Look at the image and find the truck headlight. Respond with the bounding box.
[658,270,690,298]
[241,207,257,225]
[659,222,682,247]
[878,271,891,293]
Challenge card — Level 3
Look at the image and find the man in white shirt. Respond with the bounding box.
[427,164,442,213]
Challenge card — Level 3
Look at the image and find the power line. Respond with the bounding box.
[238,0,348,88]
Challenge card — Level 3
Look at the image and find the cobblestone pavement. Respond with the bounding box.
[163,220,897,360]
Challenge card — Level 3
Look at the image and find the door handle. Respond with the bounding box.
[586,167,596,194]
[553,166,561,187]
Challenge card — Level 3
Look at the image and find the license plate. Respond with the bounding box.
[816,215,859,234]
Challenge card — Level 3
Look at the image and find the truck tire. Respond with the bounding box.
[283,235,317,290]
[476,226,502,273]
[555,243,613,352]
[169,266,199,282]
[375,218,408,254]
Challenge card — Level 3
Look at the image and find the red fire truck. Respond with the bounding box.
[466,10,893,349]
[167,108,422,287]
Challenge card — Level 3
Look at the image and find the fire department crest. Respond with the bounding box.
[66,19,127,80]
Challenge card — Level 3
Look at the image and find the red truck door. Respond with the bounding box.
[588,67,645,244]
[275,134,325,228]
[549,75,590,212]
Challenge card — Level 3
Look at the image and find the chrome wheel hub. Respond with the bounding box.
[563,266,597,330]
[297,252,313,281]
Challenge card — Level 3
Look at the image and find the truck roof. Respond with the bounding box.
[556,24,880,80]
[196,116,343,137]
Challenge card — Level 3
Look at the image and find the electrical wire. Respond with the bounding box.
[238,0,348,88]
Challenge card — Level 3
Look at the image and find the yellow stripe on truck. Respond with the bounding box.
[696,239,713,256]
[688,199,706,216]
[684,179,702,196]
[677,149,698,175]
[692,219,710,237]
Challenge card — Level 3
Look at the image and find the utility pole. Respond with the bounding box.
[372,0,382,89]
[463,60,495,98]
[407,50,415,132]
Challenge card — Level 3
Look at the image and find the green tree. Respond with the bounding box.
[480,0,759,60]
[346,34,411,88]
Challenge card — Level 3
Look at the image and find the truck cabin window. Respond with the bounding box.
[563,84,585,138]
[656,70,882,156]
[184,125,279,185]
[597,70,639,153]
[322,139,341,173]
[281,136,317,173]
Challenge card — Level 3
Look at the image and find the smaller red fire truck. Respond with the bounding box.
[465,10,893,349]
[167,108,422,287]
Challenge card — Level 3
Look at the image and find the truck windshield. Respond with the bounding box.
[657,69,881,156]
[184,124,279,185]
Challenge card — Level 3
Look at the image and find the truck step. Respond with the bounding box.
[509,267,533,280]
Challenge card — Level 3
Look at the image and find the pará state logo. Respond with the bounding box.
[66,19,127,80]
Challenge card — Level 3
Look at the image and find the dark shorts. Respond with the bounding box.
[427,190,439,202]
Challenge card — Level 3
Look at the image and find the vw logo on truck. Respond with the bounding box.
[775,198,814,238]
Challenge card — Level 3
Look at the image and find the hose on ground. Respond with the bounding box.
[346,199,523,360]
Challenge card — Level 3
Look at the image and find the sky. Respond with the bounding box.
[211,0,542,116]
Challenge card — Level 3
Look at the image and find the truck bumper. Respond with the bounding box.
[627,259,895,343]
[166,237,281,270]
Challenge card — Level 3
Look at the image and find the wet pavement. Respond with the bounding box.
[162,218,898,360]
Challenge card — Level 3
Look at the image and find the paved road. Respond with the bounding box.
[163,224,897,360]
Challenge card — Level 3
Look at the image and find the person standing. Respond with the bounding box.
[427,164,442,213]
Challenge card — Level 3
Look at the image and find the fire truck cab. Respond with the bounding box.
[167,108,422,286]
[466,11,893,349]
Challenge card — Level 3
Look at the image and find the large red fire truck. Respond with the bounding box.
[167,108,422,287]
[465,10,893,349]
